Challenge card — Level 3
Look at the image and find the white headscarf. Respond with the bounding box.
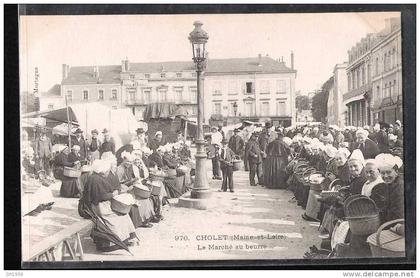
[375,153,403,170]
[92,159,110,174]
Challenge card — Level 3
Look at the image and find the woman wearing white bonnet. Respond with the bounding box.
[80,158,137,251]
[370,153,405,223]
[347,149,368,195]
[360,159,384,197]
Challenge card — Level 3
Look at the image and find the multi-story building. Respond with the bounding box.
[327,62,348,127]
[343,33,378,127]
[204,54,297,127]
[57,54,297,126]
[370,18,402,124]
[343,17,401,127]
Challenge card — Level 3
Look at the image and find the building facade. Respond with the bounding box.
[343,17,401,127]
[370,18,402,124]
[327,62,348,127]
[56,55,297,126]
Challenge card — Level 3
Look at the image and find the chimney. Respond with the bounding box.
[93,66,99,79]
[62,64,69,80]
[290,51,294,70]
[258,54,262,66]
[125,58,130,71]
[121,60,126,72]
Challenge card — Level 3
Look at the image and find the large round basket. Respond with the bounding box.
[150,181,162,196]
[133,184,151,199]
[232,160,243,171]
[111,194,134,215]
[177,165,189,174]
[63,166,81,178]
[367,219,405,257]
[149,172,166,182]
[347,215,380,235]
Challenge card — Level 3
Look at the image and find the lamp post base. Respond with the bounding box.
[178,192,213,210]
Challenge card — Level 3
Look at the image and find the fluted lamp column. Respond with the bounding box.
[178,21,212,209]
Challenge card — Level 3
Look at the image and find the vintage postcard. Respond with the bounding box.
[18,6,412,266]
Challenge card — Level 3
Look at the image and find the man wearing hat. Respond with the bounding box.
[245,132,263,187]
[88,129,102,161]
[148,131,163,152]
[394,120,403,146]
[257,122,272,186]
[219,138,236,192]
[100,128,115,157]
[72,128,88,161]
[210,126,223,180]
[131,127,148,150]
[228,128,244,158]
[35,129,53,176]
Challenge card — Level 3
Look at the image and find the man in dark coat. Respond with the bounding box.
[100,129,115,156]
[148,131,163,152]
[228,128,244,157]
[246,132,263,187]
[35,130,53,175]
[219,138,236,192]
[350,129,380,159]
[258,122,272,185]
[72,128,88,161]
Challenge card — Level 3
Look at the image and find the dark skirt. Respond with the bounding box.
[129,199,155,228]
[263,156,288,189]
[164,177,184,198]
[59,176,80,198]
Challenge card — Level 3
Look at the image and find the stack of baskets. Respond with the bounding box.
[367,219,405,257]
[63,166,81,178]
[304,172,326,220]
[232,160,243,171]
[344,195,380,236]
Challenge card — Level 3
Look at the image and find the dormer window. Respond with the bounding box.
[129,74,135,80]
[176,72,182,78]
[161,73,166,78]
[144,73,150,79]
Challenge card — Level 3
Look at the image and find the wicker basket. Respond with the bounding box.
[111,194,134,215]
[63,166,81,178]
[232,160,243,171]
[344,195,380,235]
[150,180,162,196]
[344,195,378,217]
[346,214,381,235]
[149,172,166,181]
[367,219,405,257]
[133,184,151,199]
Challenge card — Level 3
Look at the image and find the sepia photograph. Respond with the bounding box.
[14,5,414,268]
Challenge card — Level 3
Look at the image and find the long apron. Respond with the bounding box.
[92,201,136,242]
[129,197,155,227]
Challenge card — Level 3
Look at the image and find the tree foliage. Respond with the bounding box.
[311,76,333,123]
[295,95,311,112]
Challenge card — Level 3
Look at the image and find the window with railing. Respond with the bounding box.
[277,101,286,115]
[190,87,197,103]
[213,81,222,95]
[83,90,89,100]
[277,80,286,94]
[66,90,73,102]
[158,89,167,102]
[129,89,136,101]
[143,89,151,103]
[245,82,254,94]
[214,103,221,114]
[98,90,104,101]
[260,80,270,94]
[175,88,183,103]
[111,89,118,100]
[261,102,270,115]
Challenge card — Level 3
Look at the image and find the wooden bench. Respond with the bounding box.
[23,219,93,262]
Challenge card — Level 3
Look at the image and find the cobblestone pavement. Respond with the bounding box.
[80,162,321,261]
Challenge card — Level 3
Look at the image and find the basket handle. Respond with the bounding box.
[376,218,405,248]
[328,179,342,190]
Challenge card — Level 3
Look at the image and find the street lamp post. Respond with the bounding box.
[188,21,211,199]
[233,101,238,124]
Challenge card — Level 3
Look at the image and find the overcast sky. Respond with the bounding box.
[20,12,400,95]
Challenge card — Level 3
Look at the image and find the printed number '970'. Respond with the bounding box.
[174,235,189,241]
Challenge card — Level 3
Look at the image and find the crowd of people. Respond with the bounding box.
[22,126,195,252]
[22,118,405,257]
[219,120,404,258]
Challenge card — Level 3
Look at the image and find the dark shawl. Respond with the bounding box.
[82,172,114,206]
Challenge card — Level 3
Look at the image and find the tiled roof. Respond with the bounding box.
[41,84,61,97]
[62,56,295,85]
